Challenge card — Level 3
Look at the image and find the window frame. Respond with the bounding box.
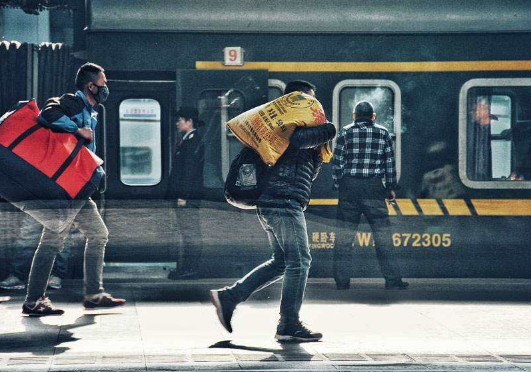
[459,78,531,189]
[268,79,286,100]
[196,88,246,182]
[332,79,402,181]
[118,97,163,187]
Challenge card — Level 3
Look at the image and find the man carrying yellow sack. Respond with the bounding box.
[225,80,333,166]
[211,81,336,342]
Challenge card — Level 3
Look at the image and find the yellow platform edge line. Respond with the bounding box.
[309,199,531,216]
[196,60,531,73]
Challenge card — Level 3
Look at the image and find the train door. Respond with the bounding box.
[103,80,174,199]
[175,70,268,200]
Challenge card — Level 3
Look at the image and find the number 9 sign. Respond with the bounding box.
[223,47,244,66]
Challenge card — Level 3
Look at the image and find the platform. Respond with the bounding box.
[1,278,531,371]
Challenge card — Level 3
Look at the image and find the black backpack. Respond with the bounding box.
[224,147,270,209]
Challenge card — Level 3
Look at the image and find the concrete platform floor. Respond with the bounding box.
[1,278,531,371]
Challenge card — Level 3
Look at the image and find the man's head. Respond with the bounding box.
[353,101,376,122]
[175,106,199,134]
[284,80,316,97]
[75,62,108,105]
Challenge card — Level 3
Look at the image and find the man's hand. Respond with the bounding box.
[386,190,396,204]
[77,127,93,143]
[177,199,187,207]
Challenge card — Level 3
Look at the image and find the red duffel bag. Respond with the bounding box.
[0,100,105,232]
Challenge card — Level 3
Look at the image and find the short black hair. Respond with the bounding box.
[75,62,104,91]
[284,80,316,95]
[354,101,375,119]
[175,106,199,125]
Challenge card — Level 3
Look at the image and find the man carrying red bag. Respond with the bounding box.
[22,63,125,316]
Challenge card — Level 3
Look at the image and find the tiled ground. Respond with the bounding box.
[1,278,531,371]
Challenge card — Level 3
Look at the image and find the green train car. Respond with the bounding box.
[5,0,531,279]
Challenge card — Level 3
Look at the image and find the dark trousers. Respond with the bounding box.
[333,177,402,284]
[172,200,203,272]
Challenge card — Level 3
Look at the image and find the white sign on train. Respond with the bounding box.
[223,47,244,66]
[119,99,161,120]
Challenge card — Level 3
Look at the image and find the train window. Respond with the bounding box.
[119,98,162,186]
[459,79,531,188]
[333,80,402,179]
[334,81,400,134]
[268,79,286,101]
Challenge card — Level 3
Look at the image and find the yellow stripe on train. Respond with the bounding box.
[309,199,531,216]
[472,199,531,216]
[196,60,531,72]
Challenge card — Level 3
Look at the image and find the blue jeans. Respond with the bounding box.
[224,198,312,325]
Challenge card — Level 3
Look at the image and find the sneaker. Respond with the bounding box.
[275,321,323,342]
[0,275,25,290]
[47,275,62,290]
[83,293,126,309]
[385,279,409,290]
[210,289,236,333]
[22,296,64,317]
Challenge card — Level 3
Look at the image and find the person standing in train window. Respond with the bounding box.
[167,107,204,280]
[332,101,408,290]
[210,81,336,342]
[22,62,125,316]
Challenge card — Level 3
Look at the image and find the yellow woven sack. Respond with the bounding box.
[226,91,332,166]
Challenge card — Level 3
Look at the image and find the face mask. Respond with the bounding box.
[92,84,110,104]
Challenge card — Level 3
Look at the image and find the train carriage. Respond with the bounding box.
[29,0,531,278]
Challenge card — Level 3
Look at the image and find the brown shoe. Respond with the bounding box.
[22,296,64,317]
[83,293,126,309]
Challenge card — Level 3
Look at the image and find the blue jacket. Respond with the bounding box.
[38,91,98,153]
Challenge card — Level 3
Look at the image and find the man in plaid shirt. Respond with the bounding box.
[332,101,408,290]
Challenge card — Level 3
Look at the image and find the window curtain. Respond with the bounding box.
[468,94,492,181]
[0,41,30,116]
[0,41,73,116]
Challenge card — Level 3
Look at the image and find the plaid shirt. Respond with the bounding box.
[332,120,397,190]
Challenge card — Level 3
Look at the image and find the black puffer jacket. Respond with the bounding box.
[260,123,336,210]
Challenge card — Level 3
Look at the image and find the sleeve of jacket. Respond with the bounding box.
[176,137,204,199]
[331,131,346,190]
[383,131,397,190]
[290,122,336,149]
[38,95,81,133]
[311,149,323,181]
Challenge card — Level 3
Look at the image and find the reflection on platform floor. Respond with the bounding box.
[1,278,531,371]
